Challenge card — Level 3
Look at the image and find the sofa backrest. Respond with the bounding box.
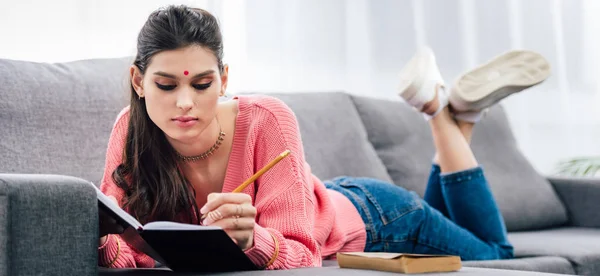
[0,58,130,185]
[263,93,393,183]
[350,95,568,231]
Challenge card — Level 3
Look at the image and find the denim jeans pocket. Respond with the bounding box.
[338,177,423,226]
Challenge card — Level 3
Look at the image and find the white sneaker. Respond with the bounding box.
[397,47,447,120]
[449,50,551,122]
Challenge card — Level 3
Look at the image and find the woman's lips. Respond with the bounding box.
[172,117,198,128]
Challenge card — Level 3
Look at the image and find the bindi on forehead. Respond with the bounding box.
[183,70,189,76]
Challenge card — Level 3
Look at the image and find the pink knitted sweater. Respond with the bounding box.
[98,95,366,269]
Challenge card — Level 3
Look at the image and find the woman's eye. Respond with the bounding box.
[192,81,212,90]
[155,82,176,91]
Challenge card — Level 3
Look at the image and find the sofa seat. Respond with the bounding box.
[506,227,600,275]
[465,256,575,275]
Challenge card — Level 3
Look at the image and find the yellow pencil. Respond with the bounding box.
[201,149,291,220]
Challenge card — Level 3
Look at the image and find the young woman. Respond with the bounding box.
[98,5,550,269]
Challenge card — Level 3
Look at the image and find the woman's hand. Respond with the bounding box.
[98,195,125,245]
[201,193,257,251]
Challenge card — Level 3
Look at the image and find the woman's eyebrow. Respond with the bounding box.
[153,70,215,79]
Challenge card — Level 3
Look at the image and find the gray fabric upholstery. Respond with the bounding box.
[322,260,338,267]
[0,193,7,276]
[549,177,600,228]
[261,92,393,183]
[349,95,568,232]
[509,227,600,275]
[465,257,575,275]
[0,58,131,185]
[99,266,567,275]
[0,174,98,276]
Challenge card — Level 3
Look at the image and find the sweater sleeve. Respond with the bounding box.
[242,97,322,269]
[98,106,155,268]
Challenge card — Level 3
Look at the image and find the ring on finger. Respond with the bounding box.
[208,210,223,221]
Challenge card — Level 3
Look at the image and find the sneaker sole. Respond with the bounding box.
[397,47,433,103]
[450,50,551,111]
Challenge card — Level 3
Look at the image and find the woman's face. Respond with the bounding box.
[131,45,228,144]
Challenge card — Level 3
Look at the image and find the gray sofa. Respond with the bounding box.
[1,56,599,276]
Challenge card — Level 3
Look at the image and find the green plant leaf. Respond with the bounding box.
[555,156,600,177]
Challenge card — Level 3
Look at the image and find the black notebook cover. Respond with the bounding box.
[140,228,257,272]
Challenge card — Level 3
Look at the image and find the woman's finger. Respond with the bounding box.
[204,203,256,223]
[200,193,252,214]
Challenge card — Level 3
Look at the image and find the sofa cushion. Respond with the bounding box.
[0,58,131,184]
[464,256,575,275]
[509,227,600,275]
[350,95,568,231]
[264,93,393,183]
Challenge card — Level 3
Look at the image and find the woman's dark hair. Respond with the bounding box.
[112,5,224,224]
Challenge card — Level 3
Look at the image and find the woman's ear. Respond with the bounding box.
[130,65,145,98]
[220,64,229,96]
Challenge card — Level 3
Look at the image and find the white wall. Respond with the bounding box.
[1,0,599,174]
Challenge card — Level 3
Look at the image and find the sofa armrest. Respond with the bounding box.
[0,174,98,276]
[548,176,600,228]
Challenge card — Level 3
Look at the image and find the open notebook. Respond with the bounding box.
[93,182,256,272]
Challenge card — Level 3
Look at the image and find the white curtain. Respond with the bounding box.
[1,0,599,174]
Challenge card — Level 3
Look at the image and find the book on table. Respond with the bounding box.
[337,252,462,274]
[93,182,257,272]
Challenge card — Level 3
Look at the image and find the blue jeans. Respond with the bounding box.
[324,165,513,260]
